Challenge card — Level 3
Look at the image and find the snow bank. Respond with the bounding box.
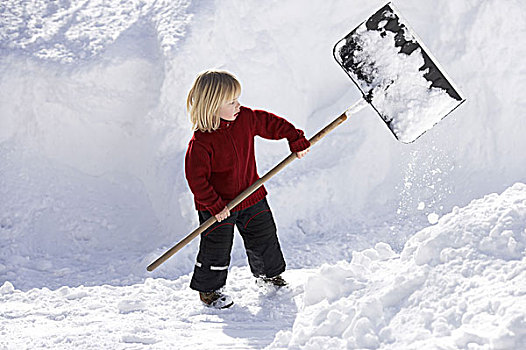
[0,0,198,290]
[271,183,526,349]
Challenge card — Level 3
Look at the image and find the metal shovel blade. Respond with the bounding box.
[334,2,466,143]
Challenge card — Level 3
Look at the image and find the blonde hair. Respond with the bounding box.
[187,70,241,132]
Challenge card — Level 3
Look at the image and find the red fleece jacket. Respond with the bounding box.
[185,106,311,216]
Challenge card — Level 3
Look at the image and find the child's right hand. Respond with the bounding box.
[215,206,230,222]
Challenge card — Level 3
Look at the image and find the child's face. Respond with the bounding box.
[218,96,241,121]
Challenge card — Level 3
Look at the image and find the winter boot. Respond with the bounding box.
[256,274,288,288]
[199,291,234,309]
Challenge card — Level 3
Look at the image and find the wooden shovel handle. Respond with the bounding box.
[147,110,350,272]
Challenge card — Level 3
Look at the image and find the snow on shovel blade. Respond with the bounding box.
[334,2,465,143]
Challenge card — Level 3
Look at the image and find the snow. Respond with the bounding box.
[1,0,526,349]
[427,212,439,224]
[0,269,311,349]
[273,183,526,349]
[2,184,525,348]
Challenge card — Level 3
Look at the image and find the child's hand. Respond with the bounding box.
[215,206,230,222]
[296,148,310,159]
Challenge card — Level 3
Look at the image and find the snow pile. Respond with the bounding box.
[271,183,526,349]
[404,183,526,264]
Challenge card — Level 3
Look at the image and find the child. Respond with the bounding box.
[185,70,310,309]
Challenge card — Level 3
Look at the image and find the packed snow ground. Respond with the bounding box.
[1,0,526,349]
[1,268,313,349]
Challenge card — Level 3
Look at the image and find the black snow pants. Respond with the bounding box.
[189,198,286,292]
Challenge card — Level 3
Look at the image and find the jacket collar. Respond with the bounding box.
[219,117,237,129]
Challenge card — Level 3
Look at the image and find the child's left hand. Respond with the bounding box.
[296,148,310,159]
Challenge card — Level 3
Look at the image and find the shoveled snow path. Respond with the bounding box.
[0,267,313,349]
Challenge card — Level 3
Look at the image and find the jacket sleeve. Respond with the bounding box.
[251,108,311,153]
[185,140,227,216]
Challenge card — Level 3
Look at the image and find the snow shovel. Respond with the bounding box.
[334,2,465,142]
[146,2,465,272]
